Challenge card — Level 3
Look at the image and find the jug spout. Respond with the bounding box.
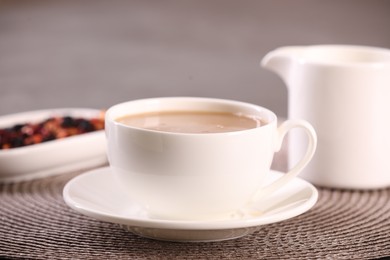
[261,46,304,85]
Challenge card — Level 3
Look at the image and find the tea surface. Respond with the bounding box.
[116,111,265,133]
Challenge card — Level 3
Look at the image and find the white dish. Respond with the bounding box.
[63,167,318,242]
[0,108,107,183]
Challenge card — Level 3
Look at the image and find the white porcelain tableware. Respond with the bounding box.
[63,167,318,242]
[0,108,107,183]
[105,97,317,220]
[262,45,390,189]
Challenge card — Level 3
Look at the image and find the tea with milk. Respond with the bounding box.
[116,111,267,134]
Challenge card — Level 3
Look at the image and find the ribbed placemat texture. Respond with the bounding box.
[1,166,389,259]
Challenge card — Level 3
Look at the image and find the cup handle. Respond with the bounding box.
[252,119,317,202]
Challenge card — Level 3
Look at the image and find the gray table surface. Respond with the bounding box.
[1,146,390,259]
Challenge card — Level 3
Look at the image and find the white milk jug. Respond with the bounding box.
[261,45,390,189]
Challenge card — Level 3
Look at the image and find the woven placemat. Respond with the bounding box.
[1,163,390,260]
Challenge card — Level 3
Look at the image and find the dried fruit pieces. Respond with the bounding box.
[0,115,104,150]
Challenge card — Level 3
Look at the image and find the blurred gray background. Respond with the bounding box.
[1,0,389,117]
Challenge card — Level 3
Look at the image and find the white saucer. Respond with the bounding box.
[63,167,318,242]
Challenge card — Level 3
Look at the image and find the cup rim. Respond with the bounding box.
[105,97,277,136]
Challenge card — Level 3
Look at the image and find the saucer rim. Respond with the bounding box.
[63,167,318,231]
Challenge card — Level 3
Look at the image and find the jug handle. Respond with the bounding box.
[252,119,317,202]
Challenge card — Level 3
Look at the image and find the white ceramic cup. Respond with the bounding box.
[105,97,317,220]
